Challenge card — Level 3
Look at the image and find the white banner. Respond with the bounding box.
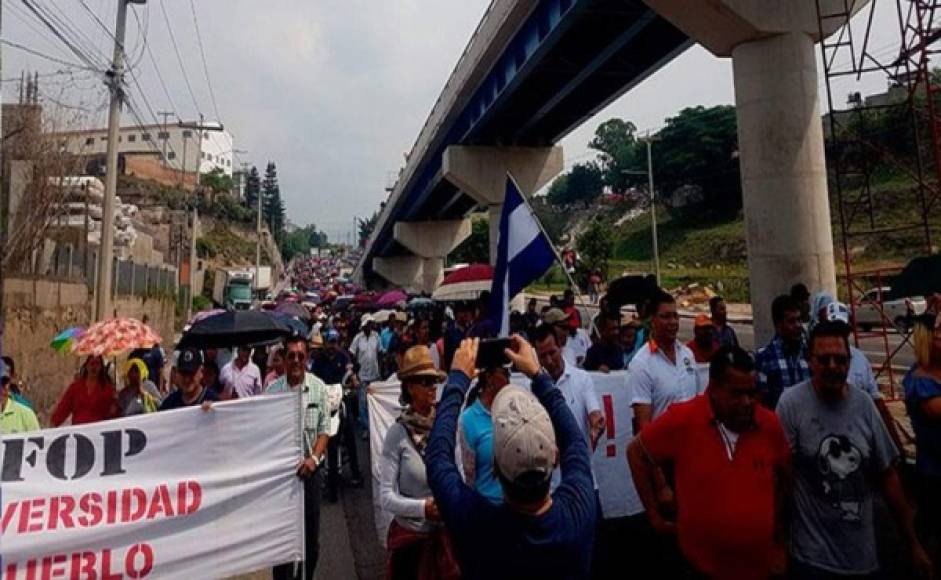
[364,368,707,543]
[1,395,304,579]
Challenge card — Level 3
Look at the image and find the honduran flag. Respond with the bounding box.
[489,175,557,336]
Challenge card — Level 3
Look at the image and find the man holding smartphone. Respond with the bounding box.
[426,335,598,578]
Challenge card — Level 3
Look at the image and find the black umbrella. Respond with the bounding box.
[265,311,310,338]
[177,310,291,349]
[888,255,941,300]
[275,301,312,322]
[605,274,662,309]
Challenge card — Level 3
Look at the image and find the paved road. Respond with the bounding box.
[229,437,384,580]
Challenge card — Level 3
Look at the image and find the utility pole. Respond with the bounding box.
[621,132,661,286]
[177,117,223,193]
[187,208,198,320]
[175,118,222,315]
[256,175,262,295]
[157,110,174,167]
[95,0,146,322]
[646,134,660,286]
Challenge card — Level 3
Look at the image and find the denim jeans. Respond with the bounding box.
[357,381,370,434]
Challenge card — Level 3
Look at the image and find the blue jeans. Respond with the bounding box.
[357,381,370,433]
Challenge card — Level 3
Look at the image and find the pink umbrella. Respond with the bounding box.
[376,289,407,308]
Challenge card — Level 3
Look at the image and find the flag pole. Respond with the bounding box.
[507,174,599,337]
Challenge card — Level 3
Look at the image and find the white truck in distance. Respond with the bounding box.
[854,287,927,332]
[213,269,254,311]
[254,266,272,295]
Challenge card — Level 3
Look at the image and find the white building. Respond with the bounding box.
[56,120,234,177]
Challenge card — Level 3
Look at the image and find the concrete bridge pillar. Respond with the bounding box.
[373,256,424,293]
[394,219,472,293]
[639,0,860,342]
[442,145,563,264]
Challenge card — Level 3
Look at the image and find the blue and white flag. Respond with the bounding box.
[489,175,557,336]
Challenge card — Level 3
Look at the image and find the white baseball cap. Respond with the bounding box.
[825,301,851,325]
[492,385,557,484]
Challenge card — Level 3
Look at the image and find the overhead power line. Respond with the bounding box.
[158,0,202,116]
[19,0,107,71]
[131,4,178,114]
[0,38,98,71]
[188,0,221,121]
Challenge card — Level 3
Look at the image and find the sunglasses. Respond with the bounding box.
[814,354,849,366]
[285,352,307,362]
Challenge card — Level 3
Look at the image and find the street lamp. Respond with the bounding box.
[622,134,660,285]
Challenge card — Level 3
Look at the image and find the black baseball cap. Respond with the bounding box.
[177,348,203,374]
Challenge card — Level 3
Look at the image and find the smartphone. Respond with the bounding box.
[476,338,512,369]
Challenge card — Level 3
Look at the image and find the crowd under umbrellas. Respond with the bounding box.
[4,253,941,580]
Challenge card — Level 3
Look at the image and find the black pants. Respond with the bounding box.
[592,513,660,579]
[273,469,322,580]
[327,400,361,495]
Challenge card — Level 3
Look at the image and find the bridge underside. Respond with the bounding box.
[365,0,689,278]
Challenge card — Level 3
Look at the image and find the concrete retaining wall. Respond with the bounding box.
[3,276,177,425]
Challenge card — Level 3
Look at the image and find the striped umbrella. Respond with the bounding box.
[50,326,85,354]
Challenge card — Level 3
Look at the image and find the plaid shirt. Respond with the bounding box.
[755,334,810,408]
[266,372,330,455]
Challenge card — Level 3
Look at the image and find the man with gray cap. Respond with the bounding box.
[426,336,597,579]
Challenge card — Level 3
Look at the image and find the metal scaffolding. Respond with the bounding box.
[817,0,941,395]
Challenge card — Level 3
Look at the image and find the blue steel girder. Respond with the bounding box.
[370,0,687,259]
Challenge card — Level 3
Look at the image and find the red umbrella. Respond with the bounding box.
[433,264,494,302]
[353,291,378,304]
[441,264,494,285]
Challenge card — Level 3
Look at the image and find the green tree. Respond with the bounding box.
[243,166,261,210]
[589,118,641,192]
[262,161,285,244]
[545,162,604,207]
[653,105,741,214]
[576,220,613,283]
[279,224,329,261]
[358,211,379,246]
[546,174,570,206]
[567,162,605,207]
[200,167,234,194]
[450,216,490,264]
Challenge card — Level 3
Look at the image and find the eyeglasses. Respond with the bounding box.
[285,352,307,362]
[814,354,849,366]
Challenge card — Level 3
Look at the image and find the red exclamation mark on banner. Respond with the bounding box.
[602,394,616,457]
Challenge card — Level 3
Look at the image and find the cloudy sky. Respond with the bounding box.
[4,1,898,243]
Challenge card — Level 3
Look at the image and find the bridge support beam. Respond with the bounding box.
[640,0,856,343]
[373,256,424,293]
[393,219,472,293]
[443,145,563,264]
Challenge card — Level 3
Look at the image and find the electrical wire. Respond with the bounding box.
[134,3,178,115]
[20,0,107,71]
[5,1,81,63]
[157,0,202,116]
[188,0,221,122]
[0,38,97,70]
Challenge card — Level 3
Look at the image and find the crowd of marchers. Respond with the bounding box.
[2,262,940,580]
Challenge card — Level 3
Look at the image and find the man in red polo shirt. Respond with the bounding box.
[627,346,791,579]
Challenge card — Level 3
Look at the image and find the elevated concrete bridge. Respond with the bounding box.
[355,0,859,341]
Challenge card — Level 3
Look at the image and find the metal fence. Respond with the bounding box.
[46,243,178,299]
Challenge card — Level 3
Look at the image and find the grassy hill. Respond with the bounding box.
[531,173,938,303]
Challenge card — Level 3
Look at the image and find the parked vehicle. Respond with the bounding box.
[854,287,927,332]
[212,269,254,311]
